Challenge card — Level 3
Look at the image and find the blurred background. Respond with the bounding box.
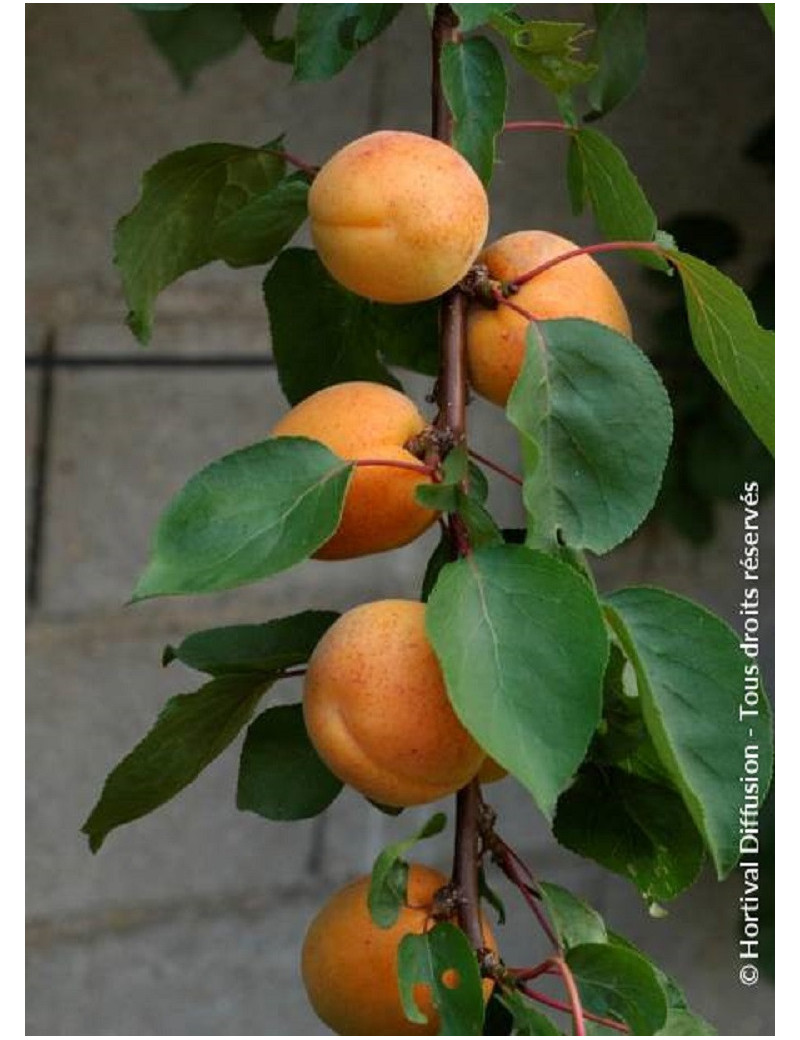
[26,4,774,1034]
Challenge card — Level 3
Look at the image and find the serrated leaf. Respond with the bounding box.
[293,4,401,81]
[666,250,775,453]
[441,36,507,185]
[567,128,667,271]
[539,881,608,949]
[238,4,294,63]
[133,4,246,86]
[451,4,515,32]
[567,942,668,1034]
[82,675,268,851]
[397,922,486,1034]
[212,174,309,267]
[164,610,339,676]
[585,5,647,119]
[368,812,447,928]
[554,764,705,902]
[507,319,672,555]
[498,989,562,1034]
[491,14,597,95]
[605,587,773,877]
[116,142,285,342]
[426,545,608,820]
[133,437,353,600]
[263,248,439,403]
[236,703,342,820]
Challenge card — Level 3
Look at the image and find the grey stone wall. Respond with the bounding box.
[26,4,774,1035]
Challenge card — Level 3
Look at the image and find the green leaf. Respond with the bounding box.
[605,587,774,877]
[759,4,775,30]
[478,868,506,926]
[116,142,285,343]
[397,922,486,1034]
[416,486,503,550]
[263,248,439,403]
[426,544,608,819]
[238,4,294,62]
[657,1009,717,1035]
[293,4,401,81]
[368,812,447,928]
[490,14,597,95]
[567,942,668,1034]
[554,764,705,902]
[666,250,775,453]
[133,4,246,86]
[236,703,342,820]
[585,5,647,119]
[451,4,515,32]
[211,174,309,268]
[539,881,608,949]
[567,128,667,270]
[82,675,267,851]
[441,36,507,185]
[133,437,353,600]
[498,989,562,1034]
[507,319,672,555]
[163,610,339,676]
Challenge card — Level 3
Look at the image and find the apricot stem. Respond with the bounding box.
[510,240,666,290]
[504,120,571,133]
[515,981,628,1034]
[467,448,523,487]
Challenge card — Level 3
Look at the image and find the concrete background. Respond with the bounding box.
[26,4,774,1035]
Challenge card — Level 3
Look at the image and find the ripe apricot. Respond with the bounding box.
[467,230,633,406]
[303,600,485,807]
[477,757,507,784]
[301,864,495,1035]
[309,130,489,303]
[271,381,437,560]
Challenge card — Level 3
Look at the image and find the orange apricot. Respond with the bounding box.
[477,757,508,784]
[301,864,495,1035]
[303,600,485,807]
[309,130,489,303]
[467,230,633,406]
[271,381,437,560]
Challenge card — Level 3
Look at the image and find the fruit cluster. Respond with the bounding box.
[270,129,630,1035]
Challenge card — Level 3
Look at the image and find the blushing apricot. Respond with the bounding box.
[467,230,633,406]
[303,600,485,807]
[271,382,437,560]
[301,864,495,1035]
[309,130,489,303]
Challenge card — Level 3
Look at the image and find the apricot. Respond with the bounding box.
[467,230,633,406]
[271,381,437,560]
[477,757,507,784]
[301,864,495,1035]
[308,130,489,303]
[303,600,485,807]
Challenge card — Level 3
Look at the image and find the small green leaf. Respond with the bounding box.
[759,4,775,30]
[82,675,268,851]
[497,989,562,1034]
[605,587,774,877]
[554,765,705,902]
[236,704,343,820]
[426,545,608,820]
[478,868,506,925]
[539,881,608,949]
[264,249,439,403]
[567,128,667,270]
[212,174,309,267]
[567,942,668,1034]
[133,437,353,599]
[238,4,294,62]
[451,4,515,32]
[441,36,507,185]
[116,142,285,342]
[585,5,648,119]
[490,14,597,95]
[164,610,339,677]
[397,922,486,1034]
[666,250,775,453]
[507,319,672,556]
[133,4,246,87]
[293,4,401,81]
[368,812,447,928]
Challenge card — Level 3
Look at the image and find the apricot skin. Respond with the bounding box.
[467,231,633,406]
[309,130,489,304]
[271,382,437,560]
[303,600,485,807]
[301,864,495,1036]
